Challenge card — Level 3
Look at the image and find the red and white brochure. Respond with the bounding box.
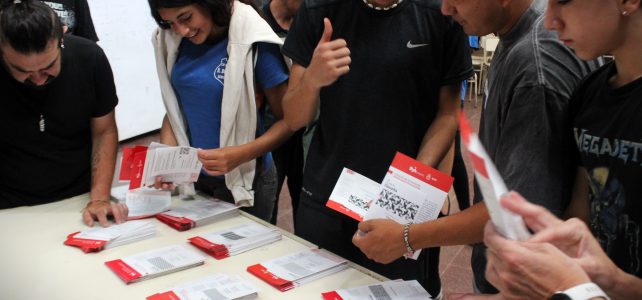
[64,220,155,253]
[156,199,239,231]
[364,152,453,259]
[322,280,432,300]
[119,145,148,182]
[326,168,380,221]
[105,245,206,284]
[188,222,281,259]
[119,143,202,190]
[146,274,258,300]
[459,113,530,241]
[247,248,348,292]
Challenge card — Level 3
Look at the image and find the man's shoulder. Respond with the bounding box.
[408,0,442,12]
[304,0,348,9]
[63,35,107,65]
[64,35,103,55]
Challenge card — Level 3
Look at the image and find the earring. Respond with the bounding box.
[622,10,629,16]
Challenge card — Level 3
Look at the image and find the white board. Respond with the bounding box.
[89,0,164,140]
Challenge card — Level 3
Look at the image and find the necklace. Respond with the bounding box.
[362,0,403,11]
[39,114,46,132]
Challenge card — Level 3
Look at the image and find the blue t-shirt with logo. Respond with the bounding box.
[171,38,288,177]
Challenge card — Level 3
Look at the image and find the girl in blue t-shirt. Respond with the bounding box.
[148,0,291,222]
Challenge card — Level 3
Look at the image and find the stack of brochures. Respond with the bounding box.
[322,280,432,300]
[156,199,239,231]
[146,274,259,300]
[105,245,206,284]
[111,185,172,220]
[188,222,282,259]
[64,220,156,253]
[247,248,348,292]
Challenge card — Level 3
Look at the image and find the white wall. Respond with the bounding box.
[89,0,165,140]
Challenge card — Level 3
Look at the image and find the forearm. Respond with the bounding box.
[90,128,118,201]
[410,202,489,249]
[416,84,460,167]
[564,167,589,221]
[601,269,642,300]
[160,114,178,146]
[235,120,294,163]
[282,67,322,131]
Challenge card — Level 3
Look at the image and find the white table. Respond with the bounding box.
[0,193,385,299]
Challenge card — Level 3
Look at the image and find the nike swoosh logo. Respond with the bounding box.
[407,41,429,48]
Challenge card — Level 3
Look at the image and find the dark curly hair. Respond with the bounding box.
[0,0,63,53]
[148,0,259,30]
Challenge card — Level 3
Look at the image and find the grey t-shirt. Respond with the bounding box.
[471,0,600,293]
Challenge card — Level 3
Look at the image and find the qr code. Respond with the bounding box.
[147,256,174,271]
[348,194,369,210]
[221,231,246,240]
[375,189,418,222]
[368,284,392,300]
[179,147,190,155]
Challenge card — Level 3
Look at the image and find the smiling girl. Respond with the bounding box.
[148,0,291,221]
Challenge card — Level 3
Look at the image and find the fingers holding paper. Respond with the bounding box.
[152,176,176,191]
[352,219,406,264]
[198,146,246,176]
[82,200,129,227]
[483,221,591,299]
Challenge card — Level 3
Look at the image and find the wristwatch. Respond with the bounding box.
[549,282,610,300]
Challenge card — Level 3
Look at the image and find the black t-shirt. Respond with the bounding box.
[261,0,288,38]
[0,35,118,208]
[282,0,473,205]
[571,61,642,278]
[42,0,99,42]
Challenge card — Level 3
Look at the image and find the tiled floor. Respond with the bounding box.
[120,91,483,297]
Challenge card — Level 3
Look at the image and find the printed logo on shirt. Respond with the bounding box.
[406,41,429,49]
[42,2,76,29]
[214,58,227,85]
[574,128,642,166]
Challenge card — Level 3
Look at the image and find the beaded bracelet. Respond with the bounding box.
[403,223,414,255]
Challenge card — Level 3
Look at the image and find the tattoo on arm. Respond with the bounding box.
[91,140,102,187]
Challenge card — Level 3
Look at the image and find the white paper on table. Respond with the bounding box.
[73,220,153,242]
[125,188,171,219]
[121,245,206,276]
[167,274,258,300]
[199,222,277,245]
[364,153,453,259]
[459,114,531,241]
[326,280,432,300]
[260,249,347,282]
[162,199,237,221]
[140,143,202,187]
[327,168,381,221]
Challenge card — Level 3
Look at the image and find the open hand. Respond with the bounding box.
[82,199,128,227]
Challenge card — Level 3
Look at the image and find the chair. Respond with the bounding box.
[467,72,478,107]
[478,35,499,96]
[469,48,485,107]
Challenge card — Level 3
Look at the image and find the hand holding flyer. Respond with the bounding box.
[119,142,202,190]
[459,113,531,240]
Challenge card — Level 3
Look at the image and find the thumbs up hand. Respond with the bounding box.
[306,18,351,88]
